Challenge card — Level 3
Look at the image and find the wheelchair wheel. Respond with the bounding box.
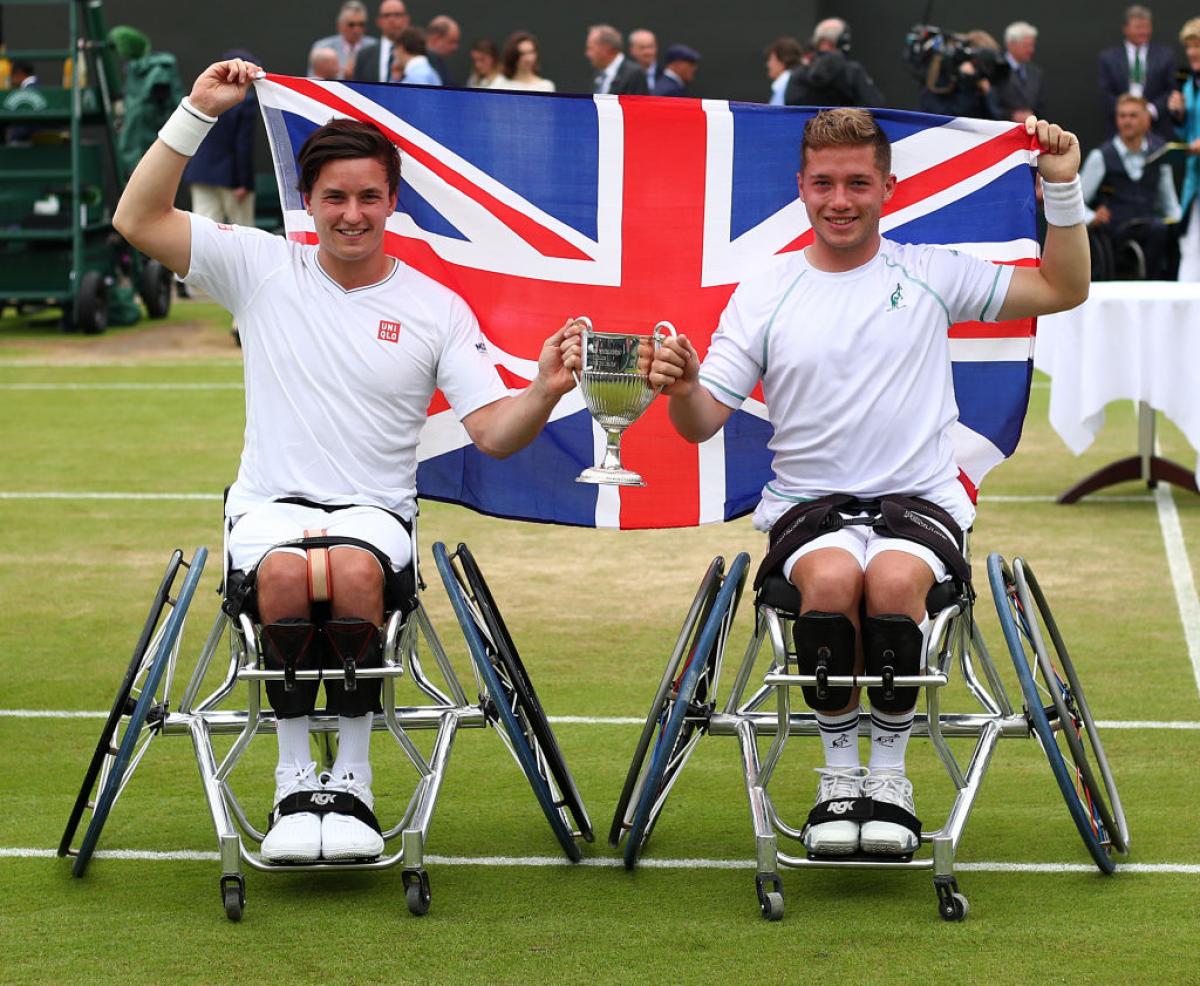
[432,541,592,861]
[609,556,725,849]
[65,548,208,877]
[622,553,750,869]
[59,550,184,860]
[987,553,1129,872]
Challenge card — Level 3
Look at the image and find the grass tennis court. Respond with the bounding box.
[2,301,1198,985]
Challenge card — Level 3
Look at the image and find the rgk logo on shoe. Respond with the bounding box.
[826,800,857,815]
[378,320,402,343]
[308,792,337,807]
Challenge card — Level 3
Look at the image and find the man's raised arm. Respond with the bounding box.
[998,116,1091,321]
[650,334,734,444]
[113,58,259,278]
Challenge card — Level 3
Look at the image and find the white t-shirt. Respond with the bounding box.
[185,214,508,521]
[698,238,1014,532]
[489,75,556,93]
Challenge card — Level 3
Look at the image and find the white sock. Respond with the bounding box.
[275,715,311,773]
[331,713,373,785]
[867,707,914,772]
[815,709,860,769]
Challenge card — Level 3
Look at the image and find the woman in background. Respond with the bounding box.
[1169,18,1200,280]
[491,31,556,92]
[467,38,501,88]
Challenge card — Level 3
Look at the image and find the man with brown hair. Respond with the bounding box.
[651,107,1088,857]
[113,57,582,864]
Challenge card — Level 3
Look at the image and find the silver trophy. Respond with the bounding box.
[573,316,676,486]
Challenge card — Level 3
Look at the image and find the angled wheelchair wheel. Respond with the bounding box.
[609,556,725,850]
[433,541,592,861]
[622,553,750,869]
[988,553,1129,872]
[65,548,208,877]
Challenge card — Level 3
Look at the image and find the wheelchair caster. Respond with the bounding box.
[220,875,245,923]
[755,872,784,922]
[934,877,968,922]
[402,868,431,916]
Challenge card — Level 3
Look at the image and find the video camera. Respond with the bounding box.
[904,24,1009,89]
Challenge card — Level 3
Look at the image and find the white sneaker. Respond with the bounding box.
[320,770,384,861]
[261,761,323,864]
[802,766,868,856]
[860,769,921,855]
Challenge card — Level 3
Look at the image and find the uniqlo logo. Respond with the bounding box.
[378,320,401,343]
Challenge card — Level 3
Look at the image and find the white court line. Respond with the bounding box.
[0,383,241,391]
[2,846,1195,873]
[1155,485,1200,696]
[0,491,221,501]
[2,709,1198,730]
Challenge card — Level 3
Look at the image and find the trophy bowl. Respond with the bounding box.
[573,317,676,486]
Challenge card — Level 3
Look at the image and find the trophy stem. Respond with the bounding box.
[599,428,625,472]
[575,426,646,486]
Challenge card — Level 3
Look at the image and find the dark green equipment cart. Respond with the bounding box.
[0,0,173,332]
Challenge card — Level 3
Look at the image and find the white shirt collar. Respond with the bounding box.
[600,52,624,89]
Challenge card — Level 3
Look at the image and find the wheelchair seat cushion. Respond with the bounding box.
[755,572,961,619]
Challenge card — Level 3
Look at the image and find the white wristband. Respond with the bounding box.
[1042,176,1086,228]
[157,97,218,157]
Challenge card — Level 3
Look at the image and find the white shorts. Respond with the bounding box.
[782,512,950,585]
[228,501,413,574]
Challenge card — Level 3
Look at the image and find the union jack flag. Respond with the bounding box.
[256,76,1039,529]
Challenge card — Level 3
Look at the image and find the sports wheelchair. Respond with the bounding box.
[58,526,592,921]
[610,545,1129,922]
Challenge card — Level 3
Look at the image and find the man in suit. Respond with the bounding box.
[995,21,1046,119]
[654,44,699,97]
[586,24,649,96]
[353,0,410,84]
[629,29,660,92]
[308,0,370,80]
[1098,4,1177,138]
[785,17,883,108]
[425,15,461,86]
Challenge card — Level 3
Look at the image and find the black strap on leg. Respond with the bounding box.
[793,611,856,712]
[268,790,382,834]
[261,619,322,717]
[323,617,383,717]
[863,614,924,713]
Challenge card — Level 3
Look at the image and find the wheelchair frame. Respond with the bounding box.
[60,527,592,922]
[612,547,1128,922]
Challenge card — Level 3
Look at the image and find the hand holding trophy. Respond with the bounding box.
[573,317,676,486]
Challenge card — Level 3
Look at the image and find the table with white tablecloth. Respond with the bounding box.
[1034,281,1200,502]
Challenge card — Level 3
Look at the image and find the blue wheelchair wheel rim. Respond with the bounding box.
[72,548,208,877]
[987,552,1116,874]
[624,552,750,869]
[433,542,582,862]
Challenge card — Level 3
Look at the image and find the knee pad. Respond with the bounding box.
[322,617,383,718]
[793,612,856,712]
[862,614,924,713]
[261,619,321,718]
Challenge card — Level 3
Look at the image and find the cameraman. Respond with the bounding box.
[785,18,884,108]
[915,28,1006,120]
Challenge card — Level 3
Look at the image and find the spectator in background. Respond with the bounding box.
[4,61,40,143]
[994,21,1046,119]
[1098,5,1177,138]
[467,39,501,88]
[493,32,556,92]
[1168,17,1200,280]
[586,24,649,95]
[785,18,883,108]
[354,0,410,83]
[310,46,340,81]
[629,29,660,92]
[390,27,440,85]
[917,29,1004,120]
[765,37,804,106]
[426,15,461,86]
[1083,92,1182,278]
[308,0,370,80]
[654,44,699,97]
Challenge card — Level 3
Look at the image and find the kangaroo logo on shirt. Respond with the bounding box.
[887,282,906,311]
[378,320,402,343]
